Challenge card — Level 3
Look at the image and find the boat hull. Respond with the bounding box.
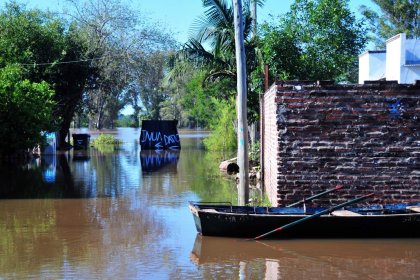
[189,203,420,238]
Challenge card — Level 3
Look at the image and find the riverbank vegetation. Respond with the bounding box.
[0,0,418,157]
[91,134,122,153]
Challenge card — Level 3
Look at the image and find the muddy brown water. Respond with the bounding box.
[0,128,419,279]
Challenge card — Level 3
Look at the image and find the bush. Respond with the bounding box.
[91,134,122,153]
[203,99,237,152]
[250,141,260,162]
[91,134,122,146]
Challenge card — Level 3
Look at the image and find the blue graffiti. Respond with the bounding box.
[164,134,180,146]
[141,129,180,150]
[141,130,162,143]
[140,150,179,172]
[387,98,406,119]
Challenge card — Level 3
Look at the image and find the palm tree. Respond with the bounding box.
[177,0,265,122]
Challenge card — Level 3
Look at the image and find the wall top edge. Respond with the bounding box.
[266,80,420,91]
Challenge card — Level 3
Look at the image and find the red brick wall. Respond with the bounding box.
[261,81,420,206]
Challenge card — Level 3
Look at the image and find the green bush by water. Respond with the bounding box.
[91,134,122,152]
[203,99,237,153]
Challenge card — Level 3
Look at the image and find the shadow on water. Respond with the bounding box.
[0,154,85,199]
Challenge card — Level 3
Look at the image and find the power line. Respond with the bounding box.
[19,56,107,66]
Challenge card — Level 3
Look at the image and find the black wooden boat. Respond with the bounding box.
[189,201,420,238]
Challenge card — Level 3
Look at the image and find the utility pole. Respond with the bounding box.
[251,0,257,38]
[233,0,249,206]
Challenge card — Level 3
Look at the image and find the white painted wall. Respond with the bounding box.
[386,34,404,82]
[359,33,420,84]
[401,38,420,83]
[358,51,386,84]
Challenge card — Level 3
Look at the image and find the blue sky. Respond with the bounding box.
[0,0,375,44]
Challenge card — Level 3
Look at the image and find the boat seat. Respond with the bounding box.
[406,206,420,213]
[331,210,362,216]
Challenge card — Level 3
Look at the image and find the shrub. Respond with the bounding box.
[91,134,122,146]
[203,98,237,153]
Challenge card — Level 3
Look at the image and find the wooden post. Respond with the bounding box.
[233,0,249,206]
[264,64,269,92]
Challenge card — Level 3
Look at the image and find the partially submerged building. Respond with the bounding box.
[260,81,419,206]
[259,33,419,206]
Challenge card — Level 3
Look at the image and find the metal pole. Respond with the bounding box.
[233,0,249,206]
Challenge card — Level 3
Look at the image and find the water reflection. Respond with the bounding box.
[0,154,85,199]
[42,154,57,183]
[2,128,417,279]
[72,150,91,161]
[140,150,180,172]
[191,235,420,279]
[0,197,164,279]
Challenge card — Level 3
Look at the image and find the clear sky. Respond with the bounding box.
[0,0,376,44]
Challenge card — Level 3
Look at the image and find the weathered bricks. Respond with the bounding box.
[261,82,420,206]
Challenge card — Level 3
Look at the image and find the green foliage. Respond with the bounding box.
[91,134,122,146]
[182,71,218,128]
[0,3,66,73]
[360,0,420,47]
[0,65,55,155]
[179,0,263,123]
[249,140,260,162]
[262,0,367,82]
[0,2,90,148]
[91,134,122,153]
[203,98,237,152]
[248,190,271,207]
[260,24,302,80]
[115,115,137,128]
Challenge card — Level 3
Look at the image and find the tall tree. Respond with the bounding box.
[262,0,366,82]
[179,0,264,122]
[0,2,90,150]
[131,51,171,120]
[259,23,302,80]
[0,65,55,157]
[360,0,420,47]
[65,0,175,128]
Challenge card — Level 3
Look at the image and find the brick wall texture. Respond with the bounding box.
[261,82,420,206]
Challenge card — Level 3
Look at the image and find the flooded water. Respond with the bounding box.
[0,128,419,279]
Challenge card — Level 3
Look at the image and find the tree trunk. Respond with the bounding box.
[56,86,86,150]
[233,0,249,206]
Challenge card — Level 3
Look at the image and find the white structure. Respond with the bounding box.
[359,33,420,84]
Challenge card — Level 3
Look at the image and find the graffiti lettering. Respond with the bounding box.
[141,130,162,143]
[141,130,180,150]
[140,120,181,150]
[164,134,180,146]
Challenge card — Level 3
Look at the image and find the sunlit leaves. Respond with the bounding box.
[0,65,55,154]
[360,0,420,48]
[262,0,366,82]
